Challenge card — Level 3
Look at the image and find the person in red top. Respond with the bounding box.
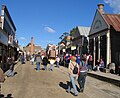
[65,53,70,67]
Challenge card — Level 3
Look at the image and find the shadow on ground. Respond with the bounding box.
[59,81,69,90]
[0,93,13,98]
[59,81,80,96]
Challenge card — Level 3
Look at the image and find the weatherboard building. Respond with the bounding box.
[89,4,120,73]
[0,5,18,71]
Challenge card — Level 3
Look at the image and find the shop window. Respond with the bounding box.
[0,46,2,56]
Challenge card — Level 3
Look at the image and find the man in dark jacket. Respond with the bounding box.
[35,53,42,72]
[77,57,88,92]
[43,56,48,70]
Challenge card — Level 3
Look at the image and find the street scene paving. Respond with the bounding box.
[1,62,120,98]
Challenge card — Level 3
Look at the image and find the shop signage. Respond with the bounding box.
[0,31,8,46]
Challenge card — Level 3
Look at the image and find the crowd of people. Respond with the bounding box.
[26,52,107,96]
[0,51,120,97]
[28,52,94,96]
[29,53,60,72]
[63,53,106,72]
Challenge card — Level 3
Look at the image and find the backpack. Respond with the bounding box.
[72,62,78,74]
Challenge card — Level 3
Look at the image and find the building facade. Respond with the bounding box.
[89,4,120,72]
[0,5,18,71]
[71,26,90,55]
[0,27,8,69]
[23,42,42,59]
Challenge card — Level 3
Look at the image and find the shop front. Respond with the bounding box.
[89,4,120,73]
[0,28,8,70]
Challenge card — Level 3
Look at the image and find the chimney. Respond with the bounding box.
[30,37,34,55]
[97,4,104,14]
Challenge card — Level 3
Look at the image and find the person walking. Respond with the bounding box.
[87,53,93,71]
[31,56,35,65]
[67,56,79,96]
[76,54,81,65]
[77,57,88,92]
[21,52,25,64]
[56,55,60,68]
[35,53,42,72]
[6,57,15,77]
[49,57,56,71]
[42,56,48,70]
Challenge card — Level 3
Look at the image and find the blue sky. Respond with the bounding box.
[0,0,120,48]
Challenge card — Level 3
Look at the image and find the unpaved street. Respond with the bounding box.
[1,62,120,98]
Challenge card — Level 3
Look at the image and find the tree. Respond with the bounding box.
[70,27,77,41]
[63,32,69,37]
[70,28,76,36]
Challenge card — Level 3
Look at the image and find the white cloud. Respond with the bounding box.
[20,37,26,41]
[44,26,55,33]
[104,0,120,13]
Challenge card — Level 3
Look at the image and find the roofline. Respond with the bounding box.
[104,13,120,15]
[98,10,110,29]
[89,9,110,36]
[77,26,90,28]
[2,5,16,31]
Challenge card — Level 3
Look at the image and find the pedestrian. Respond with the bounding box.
[42,56,48,70]
[76,54,81,65]
[6,57,15,77]
[35,53,42,72]
[77,56,88,93]
[67,56,79,96]
[31,56,35,65]
[87,53,93,71]
[65,53,70,68]
[21,52,25,64]
[56,55,60,68]
[49,57,56,71]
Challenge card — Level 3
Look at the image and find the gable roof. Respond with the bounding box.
[103,14,120,32]
[89,9,110,36]
[77,26,90,37]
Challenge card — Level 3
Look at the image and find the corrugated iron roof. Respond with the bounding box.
[77,26,90,37]
[103,14,120,32]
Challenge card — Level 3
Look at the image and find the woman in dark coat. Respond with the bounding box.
[43,56,48,70]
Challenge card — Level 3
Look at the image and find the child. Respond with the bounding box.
[49,57,56,71]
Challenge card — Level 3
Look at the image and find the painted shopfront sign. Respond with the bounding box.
[0,31,8,46]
